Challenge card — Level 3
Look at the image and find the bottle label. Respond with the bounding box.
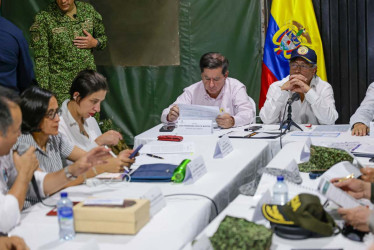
[58,207,73,218]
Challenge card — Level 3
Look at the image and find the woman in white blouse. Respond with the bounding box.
[59,70,122,151]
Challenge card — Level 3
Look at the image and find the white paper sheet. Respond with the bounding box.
[178,104,220,121]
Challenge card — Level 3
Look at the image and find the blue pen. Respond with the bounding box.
[129,144,143,159]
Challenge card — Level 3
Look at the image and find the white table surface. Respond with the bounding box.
[187,139,374,249]
[10,129,273,249]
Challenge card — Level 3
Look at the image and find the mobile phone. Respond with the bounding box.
[129,144,143,159]
[244,125,262,131]
[159,125,176,132]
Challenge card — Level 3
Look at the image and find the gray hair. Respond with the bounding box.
[0,86,20,135]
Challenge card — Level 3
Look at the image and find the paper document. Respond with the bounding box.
[316,141,360,153]
[319,161,361,181]
[351,144,374,157]
[318,177,361,208]
[313,125,350,132]
[178,104,220,121]
[291,131,340,137]
[140,141,195,154]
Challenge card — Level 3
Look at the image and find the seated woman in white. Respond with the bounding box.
[59,70,123,151]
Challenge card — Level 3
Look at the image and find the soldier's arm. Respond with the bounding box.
[30,14,50,89]
[92,7,107,50]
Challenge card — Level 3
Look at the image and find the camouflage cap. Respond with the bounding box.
[209,216,272,250]
[262,193,337,237]
[298,145,354,172]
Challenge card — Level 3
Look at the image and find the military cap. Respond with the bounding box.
[262,193,338,239]
[290,45,317,64]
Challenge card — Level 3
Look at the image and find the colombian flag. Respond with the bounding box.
[259,0,327,108]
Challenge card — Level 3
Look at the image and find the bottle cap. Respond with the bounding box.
[60,192,68,198]
[277,175,284,181]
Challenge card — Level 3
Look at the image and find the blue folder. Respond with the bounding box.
[129,163,178,182]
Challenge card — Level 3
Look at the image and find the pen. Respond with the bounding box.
[146,153,164,159]
[104,145,117,158]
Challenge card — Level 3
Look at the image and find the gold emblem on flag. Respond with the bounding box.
[272,20,312,59]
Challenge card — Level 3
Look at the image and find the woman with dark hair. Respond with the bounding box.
[58,69,123,151]
[15,86,134,181]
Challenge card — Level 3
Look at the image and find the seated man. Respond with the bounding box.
[161,52,256,128]
[0,86,109,234]
[259,46,338,125]
[350,83,374,136]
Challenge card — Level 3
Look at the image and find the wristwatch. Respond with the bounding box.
[64,166,77,181]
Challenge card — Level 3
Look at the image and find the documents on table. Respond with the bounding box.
[140,141,195,154]
[315,141,360,153]
[291,131,340,137]
[318,177,361,208]
[351,144,374,157]
[222,131,282,139]
[178,104,220,121]
[312,125,350,132]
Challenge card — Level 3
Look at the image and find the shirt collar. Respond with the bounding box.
[21,134,51,156]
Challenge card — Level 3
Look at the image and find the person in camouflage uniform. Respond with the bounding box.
[30,0,107,103]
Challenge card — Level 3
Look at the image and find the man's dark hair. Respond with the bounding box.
[0,86,21,135]
[199,52,229,75]
[69,70,109,102]
[20,86,55,133]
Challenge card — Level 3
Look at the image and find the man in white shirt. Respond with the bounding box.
[259,46,338,125]
[350,83,374,136]
[161,52,256,128]
[0,86,110,234]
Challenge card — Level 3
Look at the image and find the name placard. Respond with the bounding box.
[213,134,234,158]
[177,119,213,135]
[141,187,166,217]
[300,137,312,161]
[184,156,207,184]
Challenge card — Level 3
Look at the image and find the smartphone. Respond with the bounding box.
[159,125,176,132]
[129,144,143,159]
[244,125,262,131]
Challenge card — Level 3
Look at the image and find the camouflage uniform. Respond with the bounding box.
[30,1,107,103]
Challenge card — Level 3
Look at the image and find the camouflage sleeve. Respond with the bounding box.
[30,14,50,89]
[92,8,107,50]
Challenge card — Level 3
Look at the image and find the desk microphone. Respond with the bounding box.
[287,92,300,104]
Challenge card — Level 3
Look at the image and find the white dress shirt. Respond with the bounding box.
[350,82,374,127]
[161,77,256,127]
[0,151,46,233]
[59,99,101,151]
[259,75,338,125]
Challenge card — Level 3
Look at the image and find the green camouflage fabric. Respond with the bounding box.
[30,1,107,103]
[209,216,272,250]
[298,145,354,172]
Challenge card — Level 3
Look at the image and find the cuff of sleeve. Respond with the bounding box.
[34,171,47,198]
[95,39,102,50]
[305,89,319,105]
[0,195,21,233]
[273,87,289,102]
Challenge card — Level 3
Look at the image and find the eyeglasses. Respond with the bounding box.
[45,108,61,120]
[289,63,315,70]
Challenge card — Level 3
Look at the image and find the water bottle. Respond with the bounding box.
[57,192,75,240]
[272,176,288,205]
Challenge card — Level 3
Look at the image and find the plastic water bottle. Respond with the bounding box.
[57,192,75,240]
[272,176,288,205]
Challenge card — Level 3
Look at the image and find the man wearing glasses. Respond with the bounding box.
[260,46,338,125]
[161,52,256,128]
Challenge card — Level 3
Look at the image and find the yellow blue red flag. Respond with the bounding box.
[259,0,327,108]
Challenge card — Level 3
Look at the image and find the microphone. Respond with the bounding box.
[16,143,43,203]
[287,92,300,104]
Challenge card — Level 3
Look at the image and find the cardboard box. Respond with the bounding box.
[73,199,150,235]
